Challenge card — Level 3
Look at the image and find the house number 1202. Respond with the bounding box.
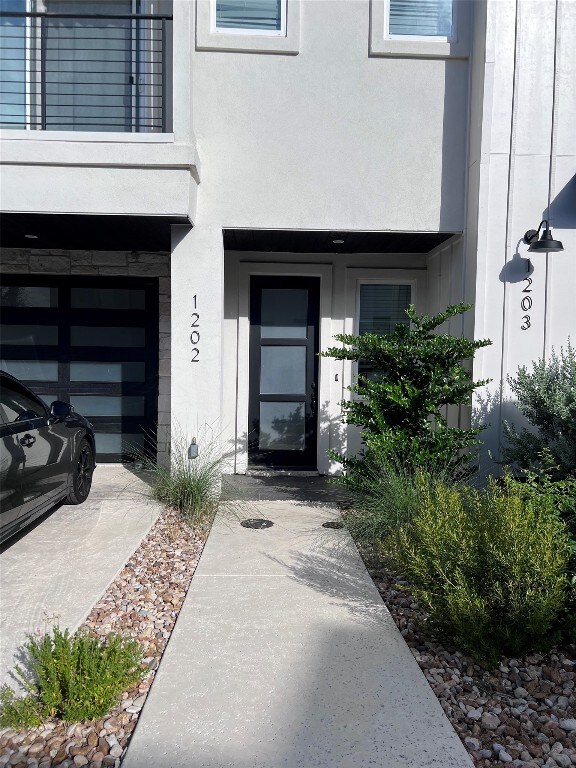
[191,295,200,361]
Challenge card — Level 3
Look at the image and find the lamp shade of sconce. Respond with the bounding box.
[524,220,564,253]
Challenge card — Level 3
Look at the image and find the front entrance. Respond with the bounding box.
[248,276,320,469]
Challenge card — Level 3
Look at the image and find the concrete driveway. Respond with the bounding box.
[0,465,162,689]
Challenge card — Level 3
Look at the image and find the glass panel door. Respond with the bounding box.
[0,274,159,462]
[248,276,320,469]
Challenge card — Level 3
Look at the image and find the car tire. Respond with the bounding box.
[65,438,94,505]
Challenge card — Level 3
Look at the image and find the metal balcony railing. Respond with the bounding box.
[0,10,172,132]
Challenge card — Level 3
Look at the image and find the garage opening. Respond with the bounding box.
[0,275,159,463]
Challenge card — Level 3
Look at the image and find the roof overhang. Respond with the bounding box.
[0,212,191,252]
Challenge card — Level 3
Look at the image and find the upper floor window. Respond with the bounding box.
[214,0,284,35]
[388,0,453,40]
[196,0,298,53]
[370,0,468,57]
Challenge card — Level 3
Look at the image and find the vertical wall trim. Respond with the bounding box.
[543,0,560,358]
[497,0,520,454]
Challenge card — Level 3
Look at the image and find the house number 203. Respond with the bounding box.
[191,295,200,361]
[520,276,532,331]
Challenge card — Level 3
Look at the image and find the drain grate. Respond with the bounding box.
[241,518,274,529]
[322,521,344,530]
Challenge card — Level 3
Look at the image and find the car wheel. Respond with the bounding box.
[65,439,94,505]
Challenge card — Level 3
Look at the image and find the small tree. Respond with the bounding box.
[322,303,491,482]
[503,341,576,478]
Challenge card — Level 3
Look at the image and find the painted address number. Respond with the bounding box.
[191,295,200,361]
[521,276,532,331]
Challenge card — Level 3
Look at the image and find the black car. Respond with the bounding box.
[0,371,95,544]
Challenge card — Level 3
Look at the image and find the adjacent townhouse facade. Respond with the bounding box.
[0,0,574,475]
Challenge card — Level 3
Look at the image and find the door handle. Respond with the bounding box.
[20,434,36,448]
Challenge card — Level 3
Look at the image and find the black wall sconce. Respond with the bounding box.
[523,220,564,252]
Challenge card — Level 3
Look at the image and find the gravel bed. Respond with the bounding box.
[372,565,576,768]
[0,509,207,768]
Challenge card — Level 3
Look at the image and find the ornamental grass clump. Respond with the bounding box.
[388,476,573,666]
[0,627,143,728]
[136,426,226,528]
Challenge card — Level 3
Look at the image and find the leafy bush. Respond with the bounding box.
[0,627,143,727]
[388,477,573,665]
[519,452,576,536]
[322,303,491,483]
[136,426,226,528]
[503,341,576,478]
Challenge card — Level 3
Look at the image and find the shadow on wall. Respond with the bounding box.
[546,173,576,229]
[499,244,534,283]
[440,50,470,231]
[472,386,534,477]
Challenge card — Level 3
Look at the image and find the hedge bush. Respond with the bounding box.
[388,476,573,665]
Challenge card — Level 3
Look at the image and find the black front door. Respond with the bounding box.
[248,276,319,470]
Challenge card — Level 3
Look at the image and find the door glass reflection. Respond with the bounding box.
[260,347,306,394]
[261,289,308,338]
[259,402,305,451]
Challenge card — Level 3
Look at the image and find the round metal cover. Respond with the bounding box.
[240,518,274,529]
[322,521,344,530]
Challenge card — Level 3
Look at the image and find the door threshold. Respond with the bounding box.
[245,469,321,478]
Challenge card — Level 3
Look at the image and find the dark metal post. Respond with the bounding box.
[40,15,46,130]
[161,18,167,133]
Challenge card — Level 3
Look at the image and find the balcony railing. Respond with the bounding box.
[0,10,172,133]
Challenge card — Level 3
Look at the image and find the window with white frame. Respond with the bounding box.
[357,283,411,379]
[214,0,285,35]
[388,0,454,40]
[369,0,468,58]
[196,0,298,53]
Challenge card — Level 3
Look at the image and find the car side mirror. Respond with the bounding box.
[50,401,73,419]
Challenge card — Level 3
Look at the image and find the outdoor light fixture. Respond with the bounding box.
[523,220,564,252]
[188,438,198,460]
[24,234,38,239]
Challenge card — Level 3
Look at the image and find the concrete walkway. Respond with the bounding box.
[0,465,161,689]
[124,492,473,768]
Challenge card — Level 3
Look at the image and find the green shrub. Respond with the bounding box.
[388,477,572,665]
[503,341,576,478]
[322,303,491,483]
[136,426,225,528]
[519,453,576,537]
[0,627,143,727]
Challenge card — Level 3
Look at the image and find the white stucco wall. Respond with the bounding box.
[191,0,470,233]
[468,0,576,472]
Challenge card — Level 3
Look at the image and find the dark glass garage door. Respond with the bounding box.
[0,275,159,462]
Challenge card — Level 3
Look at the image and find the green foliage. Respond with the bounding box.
[0,687,43,729]
[0,627,143,727]
[341,452,449,548]
[503,341,576,478]
[519,451,576,536]
[322,303,491,480]
[136,426,225,527]
[388,477,573,665]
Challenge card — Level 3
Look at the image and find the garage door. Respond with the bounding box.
[0,275,159,462]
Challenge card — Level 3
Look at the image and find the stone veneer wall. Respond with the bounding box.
[0,248,171,465]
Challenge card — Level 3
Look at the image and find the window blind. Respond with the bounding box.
[389,0,453,37]
[358,284,411,379]
[359,284,411,336]
[215,0,282,31]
